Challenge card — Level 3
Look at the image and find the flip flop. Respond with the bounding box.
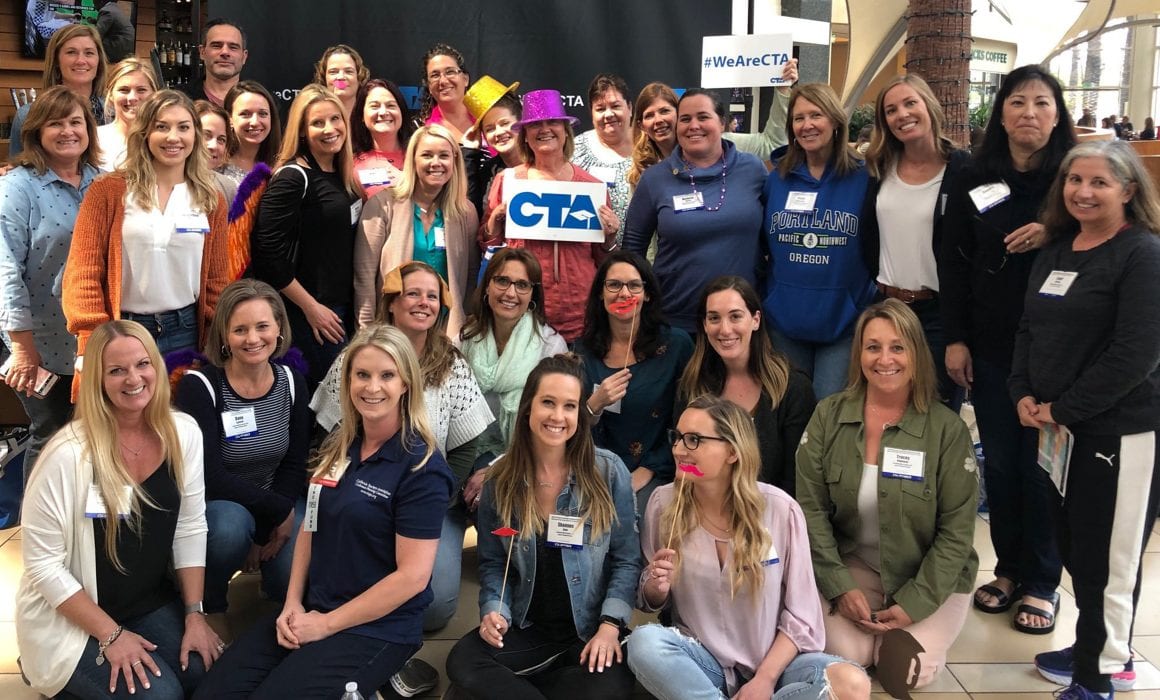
[973,583,1022,614]
[1013,592,1061,635]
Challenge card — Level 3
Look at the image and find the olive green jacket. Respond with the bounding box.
[795,388,979,622]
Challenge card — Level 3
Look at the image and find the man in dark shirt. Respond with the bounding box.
[96,0,135,62]
[179,18,248,106]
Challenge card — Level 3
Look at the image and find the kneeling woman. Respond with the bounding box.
[446,354,640,698]
[194,325,454,699]
[17,321,222,699]
[796,300,978,688]
[629,395,869,700]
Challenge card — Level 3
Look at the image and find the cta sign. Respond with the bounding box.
[504,178,607,243]
[701,34,793,89]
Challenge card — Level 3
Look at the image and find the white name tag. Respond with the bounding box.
[85,484,133,519]
[968,182,1011,213]
[350,200,364,225]
[221,406,258,441]
[784,191,817,212]
[882,447,925,481]
[433,226,447,249]
[762,537,780,566]
[672,192,704,212]
[593,383,621,414]
[1039,270,1078,297]
[304,482,323,533]
[174,213,210,234]
[358,167,393,187]
[546,513,585,549]
[588,166,618,186]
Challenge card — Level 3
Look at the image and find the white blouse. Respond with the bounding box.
[120,184,206,314]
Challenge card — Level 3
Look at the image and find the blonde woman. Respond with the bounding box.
[353,123,479,337]
[251,84,363,386]
[629,395,869,700]
[96,58,159,171]
[63,90,229,377]
[194,325,454,698]
[445,354,639,699]
[16,321,222,699]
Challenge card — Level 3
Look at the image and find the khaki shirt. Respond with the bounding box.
[796,388,979,621]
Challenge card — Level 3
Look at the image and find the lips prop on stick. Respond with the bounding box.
[492,526,520,610]
[610,295,640,368]
[333,79,349,91]
[665,463,702,551]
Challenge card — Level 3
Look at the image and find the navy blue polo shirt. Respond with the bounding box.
[305,432,453,643]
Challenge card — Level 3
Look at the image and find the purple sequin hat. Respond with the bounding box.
[513,89,580,131]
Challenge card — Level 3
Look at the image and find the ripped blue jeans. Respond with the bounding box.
[628,623,850,700]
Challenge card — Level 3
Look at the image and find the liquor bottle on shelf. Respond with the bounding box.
[159,42,169,67]
[167,43,177,67]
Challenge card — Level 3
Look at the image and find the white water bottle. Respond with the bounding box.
[340,681,364,700]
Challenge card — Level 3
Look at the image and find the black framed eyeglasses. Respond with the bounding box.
[604,279,645,294]
[973,215,1010,275]
[667,429,728,451]
[491,275,535,294]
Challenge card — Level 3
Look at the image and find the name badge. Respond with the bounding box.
[762,537,780,566]
[350,200,364,226]
[175,213,211,234]
[546,513,585,549]
[968,182,1011,213]
[304,471,342,533]
[221,406,258,441]
[672,192,704,212]
[882,447,925,481]
[784,191,817,212]
[593,383,621,414]
[85,484,133,519]
[1039,270,1078,297]
[433,226,447,249]
[588,166,618,186]
[358,167,393,187]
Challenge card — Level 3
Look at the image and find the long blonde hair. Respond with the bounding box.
[313,325,436,482]
[119,90,220,213]
[661,395,770,599]
[844,299,938,412]
[103,58,159,124]
[390,124,473,223]
[68,321,183,573]
[487,355,617,540]
[277,84,362,200]
[865,74,957,180]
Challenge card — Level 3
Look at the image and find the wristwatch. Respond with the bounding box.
[184,601,205,615]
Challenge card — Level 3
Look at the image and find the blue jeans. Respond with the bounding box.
[60,600,207,700]
[424,507,467,632]
[122,304,198,356]
[204,499,305,613]
[972,357,1061,598]
[627,623,847,700]
[768,327,852,400]
[15,372,73,485]
[191,611,418,699]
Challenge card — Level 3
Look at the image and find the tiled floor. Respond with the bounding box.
[2,519,1160,699]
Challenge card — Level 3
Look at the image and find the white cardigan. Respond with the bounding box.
[16,413,208,696]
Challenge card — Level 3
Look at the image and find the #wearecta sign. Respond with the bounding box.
[701,34,794,89]
[504,177,607,243]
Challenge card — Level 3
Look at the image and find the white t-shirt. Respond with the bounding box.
[876,163,945,291]
[95,123,128,172]
[120,184,205,314]
[854,462,882,572]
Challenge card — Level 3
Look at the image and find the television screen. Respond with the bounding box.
[24,1,137,61]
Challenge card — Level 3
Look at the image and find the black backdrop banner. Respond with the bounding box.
[212,0,732,129]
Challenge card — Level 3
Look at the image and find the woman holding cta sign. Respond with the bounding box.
[796,300,978,690]
[480,89,621,344]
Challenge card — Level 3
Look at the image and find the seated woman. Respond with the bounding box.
[16,320,222,699]
[628,395,870,700]
[796,299,978,688]
[445,354,640,699]
[174,280,311,639]
[193,325,454,699]
[677,276,815,495]
[575,251,693,509]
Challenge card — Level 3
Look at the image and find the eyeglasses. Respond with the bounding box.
[604,279,645,294]
[427,68,464,83]
[972,215,1009,274]
[491,275,535,294]
[667,429,728,451]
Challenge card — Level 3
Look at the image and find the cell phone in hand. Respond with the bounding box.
[0,357,59,399]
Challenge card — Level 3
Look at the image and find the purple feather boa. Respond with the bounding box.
[228,162,273,222]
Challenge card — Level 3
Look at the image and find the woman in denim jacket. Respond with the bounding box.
[446,354,641,698]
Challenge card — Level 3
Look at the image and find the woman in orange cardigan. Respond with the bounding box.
[64,90,228,373]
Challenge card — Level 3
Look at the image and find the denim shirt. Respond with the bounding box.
[0,163,100,374]
[477,448,641,639]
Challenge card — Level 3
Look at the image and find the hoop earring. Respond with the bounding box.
[275,335,284,351]
[220,345,231,359]
[528,300,537,311]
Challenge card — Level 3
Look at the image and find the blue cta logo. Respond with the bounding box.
[509,192,600,230]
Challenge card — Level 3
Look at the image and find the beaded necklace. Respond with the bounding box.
[683,152,727,212]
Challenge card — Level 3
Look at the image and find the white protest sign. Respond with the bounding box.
[504,178,607,243]
[701,34,794,89]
